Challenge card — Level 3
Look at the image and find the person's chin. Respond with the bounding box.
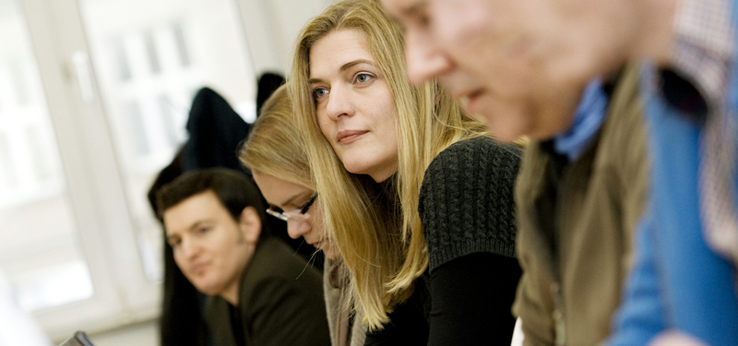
[342,159,370,176]
[193,283,217,296]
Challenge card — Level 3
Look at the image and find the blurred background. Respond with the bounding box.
[0,0,332,344]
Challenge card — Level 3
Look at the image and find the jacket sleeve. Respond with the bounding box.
[248,276,331,346]
[512,242,557,346]
[606,212,664,346]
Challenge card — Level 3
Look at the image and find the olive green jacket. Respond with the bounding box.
[205,237,330,346]
[513,65,649,346]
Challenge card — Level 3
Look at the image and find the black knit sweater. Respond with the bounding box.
[420,136,520,270]
[419,136,522,346]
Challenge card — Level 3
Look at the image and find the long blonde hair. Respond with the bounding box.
[291,0,485,329]
[239,84,313,190]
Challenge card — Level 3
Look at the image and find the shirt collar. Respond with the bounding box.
[667,0,735,111]
[554,78,609,162]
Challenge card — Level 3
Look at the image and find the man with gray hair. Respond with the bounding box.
[381,0,738,345]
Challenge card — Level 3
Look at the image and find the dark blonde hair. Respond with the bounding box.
[239,84,313,189]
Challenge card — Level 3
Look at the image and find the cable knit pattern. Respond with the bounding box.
[419,136,521,272]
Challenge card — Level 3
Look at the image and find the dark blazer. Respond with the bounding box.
[204,237,330,346]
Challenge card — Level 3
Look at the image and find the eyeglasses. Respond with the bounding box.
[266,193,318,222]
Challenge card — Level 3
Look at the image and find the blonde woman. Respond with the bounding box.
[240,84,366,346]
[291,0,522,344]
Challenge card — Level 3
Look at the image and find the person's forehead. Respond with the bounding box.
[253,173,311,206]
[309,30,374,74]
[381,0,426,18]
[163,192,223,230]
[163,213,207,237]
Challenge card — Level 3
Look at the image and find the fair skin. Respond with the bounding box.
[252,172,339,260]
[163,190,261,305]
[381,0,677,141]
[650,332,708,346]
[309,29,399,182]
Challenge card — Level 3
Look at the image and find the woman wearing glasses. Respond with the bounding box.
[240,84,366,346]
[291,0,523,344]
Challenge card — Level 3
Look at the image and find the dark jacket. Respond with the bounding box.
[512,65,649,346]
[204,237,330,346]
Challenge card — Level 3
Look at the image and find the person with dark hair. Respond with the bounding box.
[180,86,318,264]
[145,148,209,346]
[151,87,322,346]
[256,72,286,115]
[156,168,330,346]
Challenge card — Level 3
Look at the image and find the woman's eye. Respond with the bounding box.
[312,88,328,100]
[355,73,373,83]
[298,200,311,211]
[198,227,210,235]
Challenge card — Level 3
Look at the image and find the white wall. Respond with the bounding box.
[237,0,334,76]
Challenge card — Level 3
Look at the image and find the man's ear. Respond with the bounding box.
[238,206,262,244]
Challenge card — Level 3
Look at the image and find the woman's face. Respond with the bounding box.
[309,28,399,183]
[252,172,338,260]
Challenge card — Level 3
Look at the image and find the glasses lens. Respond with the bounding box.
[284,208,309,220]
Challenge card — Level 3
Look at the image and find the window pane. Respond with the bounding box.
[80,0,258,281]
[0,0,94,312]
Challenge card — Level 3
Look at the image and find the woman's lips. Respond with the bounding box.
[336,130,368,144]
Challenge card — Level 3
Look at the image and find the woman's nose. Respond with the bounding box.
[323,85,354,121]
[287,217,312,240]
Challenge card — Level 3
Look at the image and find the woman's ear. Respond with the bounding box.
[238,206,262,244]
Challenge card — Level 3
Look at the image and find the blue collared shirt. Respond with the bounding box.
[554,78,608,161]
